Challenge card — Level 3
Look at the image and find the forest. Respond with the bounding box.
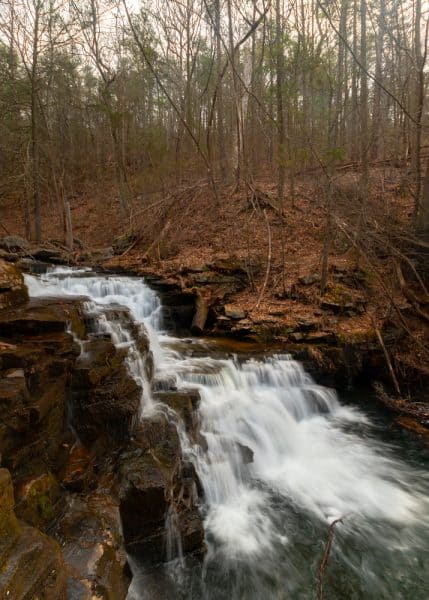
[0,0,428,599]
[1,0,428,401]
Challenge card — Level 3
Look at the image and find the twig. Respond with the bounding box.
[372,316,401,397]
[318,518,343,600]
[0,221,11,235]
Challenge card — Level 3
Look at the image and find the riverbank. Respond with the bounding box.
[1,166,428,418]
[1,235,429,432]
[1,262,428,599]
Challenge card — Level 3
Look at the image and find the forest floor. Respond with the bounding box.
[2,164,429,428]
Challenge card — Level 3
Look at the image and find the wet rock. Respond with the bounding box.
[119,415,205,565]
[237,442,254,464]
[31,246,69,265]
[0,301,83,474]
[57,494,129,599]
[60,441,94,492]
[152,374,177,392]
[15,258,52,274]
[177,508,205,557]
[0,468,20,545]
[15,472,62,530]
[0,259,29,310]
[71,337,141,445]
[119,434,177,563]
[154,389,202,445]
[0,297,86,339]
[0,469,67,599]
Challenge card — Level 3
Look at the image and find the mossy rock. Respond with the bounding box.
[15,472,61,529]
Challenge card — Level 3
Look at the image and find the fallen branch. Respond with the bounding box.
[372,316,401,397]
[0,221,11,235]
[318,518,343,600]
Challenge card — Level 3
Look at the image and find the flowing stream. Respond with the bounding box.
[26,268,429,599]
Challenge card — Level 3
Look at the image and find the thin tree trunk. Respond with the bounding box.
[30,0,42,242]
[276,0,286,294]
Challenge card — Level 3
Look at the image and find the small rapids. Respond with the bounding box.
[26,268,429,599]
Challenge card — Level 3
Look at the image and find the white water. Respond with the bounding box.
[25,268,429,596]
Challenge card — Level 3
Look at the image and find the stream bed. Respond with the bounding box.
[26,268,429,600]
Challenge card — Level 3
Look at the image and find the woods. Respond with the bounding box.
[1,3,429,598]
[0,0,428,397]
[0,0,427,237]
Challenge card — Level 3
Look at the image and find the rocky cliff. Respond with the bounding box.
[0,259,205,598]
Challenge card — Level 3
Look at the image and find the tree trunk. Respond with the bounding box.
[30,0,42,243]
[275,0,287,293]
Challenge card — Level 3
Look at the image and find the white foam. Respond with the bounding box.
[26,266,429,560]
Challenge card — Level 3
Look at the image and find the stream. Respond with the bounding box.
[26,268,429,599]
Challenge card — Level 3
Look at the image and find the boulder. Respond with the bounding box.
[0,259,29,310]
[71,337,141,445]
[224,304,246,320]
[237,442,254,464]
[119,415,205,565]
[0,235,30,253]
[0,297,86,339]
[154,389,202,445]
[31,247,68,265]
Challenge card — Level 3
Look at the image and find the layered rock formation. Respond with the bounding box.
[0,259,205,598]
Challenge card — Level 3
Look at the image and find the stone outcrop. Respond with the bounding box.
[0,235,71,266]
[71,336,141,446]
[0,260,28,310]
[119,410,205,565]
[0,468,67,599]
[0,258,206,598]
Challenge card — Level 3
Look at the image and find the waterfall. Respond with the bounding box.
[26,267,429,599]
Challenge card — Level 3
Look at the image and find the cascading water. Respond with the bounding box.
[26,267,429,599]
